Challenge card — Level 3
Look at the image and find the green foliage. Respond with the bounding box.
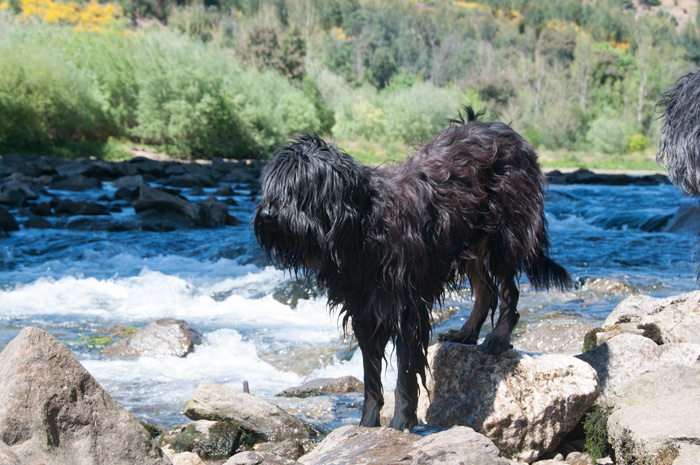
[582,328,602,353]
[637,323,664,345]
[583,406,613,461]
[333,100,386,141]
[586,115,630,154]
[169,421,254,459]
[627,133,649,152]
[141,422,161,439]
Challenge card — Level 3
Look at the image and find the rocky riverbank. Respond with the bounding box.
[0,153,681,235]
[2,291,700,465]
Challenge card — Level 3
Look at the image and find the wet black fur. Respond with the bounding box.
[254,107,572,432]
[657,68,700,195]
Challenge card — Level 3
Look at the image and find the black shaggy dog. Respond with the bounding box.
[254,107,572,432]
[657,68,700,195]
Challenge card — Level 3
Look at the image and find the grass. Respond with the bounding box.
[538,149,663,172]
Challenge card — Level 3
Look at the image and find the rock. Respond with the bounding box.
[51,174,102,191]
[0,206,19,232]
[184,381,316,442]
[161,420,246,459]
[256,438,313,461]
[165,172,216,189]
[28,201,52,216]
[224,451,298,465]
[134,184,198,219]
[25,215,52,229]
[663,204,700,235]
[514,321,597,355]
[101,318,202,358]
[583,278,637,296]
[417,342,599,463]
[0,327,171,465]
[0,180,39,207]
[298,425,516,465]
[0,440,20,465]
[113,174,146,189]
[199,201,233,227]
[577,333,700,405]
[277,376,364,398]
[601,291,700,345]
[215,184,236,196]
[162,446,206,465]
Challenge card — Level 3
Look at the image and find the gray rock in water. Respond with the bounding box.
[133,184,200,224]
[0,180,40,207]
[51,174,102,191]
[0,205,19,232]
[601,291,700,345]
[663,204,700,235]
[101,318,202,358]
[184,381,317,443]
[277,376,364,398]
[0,327,171,465]
[298,425,516,465]
[417,342,599,463]
[514,321,597,355]
[577,333,700,405]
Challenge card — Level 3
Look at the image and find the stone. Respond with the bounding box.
[184,381,316,443]
[101,318,202,358]
[0,206,19,232]
[224,451,298,465]
[161,420,246,460]
[199,200,232,227]
[51,174,102,191]
[277,376,364,398]
[162,447,206,465]
[113,174,146,189]
[577,333,700,405]
[663,204,700,235]
[583,278,637,296]
[298,425,516,465]
[133,184,200,223]
[0,180,39,207]
[514,321,597,355]
[0,327,171,465]
[25,215,52,229]
[256,438,313,461]
[215,184,236,196]
[417,342,599,463]
[601,291,700,345]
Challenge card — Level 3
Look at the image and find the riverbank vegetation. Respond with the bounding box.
[0,0,698,165]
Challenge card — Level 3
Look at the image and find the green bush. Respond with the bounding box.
[333,100,386,141]
[586,115,630,154]
[627,132,649,152]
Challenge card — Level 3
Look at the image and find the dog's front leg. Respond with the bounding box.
[353,315,389,427]
[481,276,519,354]
[388,337,418,432]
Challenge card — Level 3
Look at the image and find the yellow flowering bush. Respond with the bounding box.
[21,0,121,32]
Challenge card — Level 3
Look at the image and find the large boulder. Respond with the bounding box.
[100,318,202,358]
[133,184,200,224]
[417,342,599,463]
[606,362,700,465]
[298,425,517,465]
[0,180,40,207]
[600,291,700,345]
[184,381,317,443]
[0,327,171,465]
[577,332,700,405]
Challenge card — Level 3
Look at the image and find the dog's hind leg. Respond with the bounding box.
[481,275,519,354]
[438,261,497,344]
[389,336,419,432]
[353,313,390,427]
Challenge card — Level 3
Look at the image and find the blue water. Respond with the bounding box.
[0,177,696,430]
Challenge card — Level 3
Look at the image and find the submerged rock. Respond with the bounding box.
[184,381,317,443]
[101,318,202,358]
[417,342,599,463]
[277,376,364,398]
[0,327,171,465]
[298,425,516,465]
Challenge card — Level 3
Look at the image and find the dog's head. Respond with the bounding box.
[254,133,371,274]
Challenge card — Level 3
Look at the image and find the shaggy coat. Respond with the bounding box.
[254,107,571,432]
[657,68,700,195]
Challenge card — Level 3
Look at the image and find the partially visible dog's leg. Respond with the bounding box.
[438,261,497,344]
[353,312,390,427]
[481,275,519,354]
[389,336,419,432]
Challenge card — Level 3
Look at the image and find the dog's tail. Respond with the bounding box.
[525,252,573,292]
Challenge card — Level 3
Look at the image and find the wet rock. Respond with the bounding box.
[133,184,200,226]
[113,174,146,189]
[545,169,668,186]
[0,206,19,232]
[417,342,599,463]
[29,201,52,216]
[514,321,597,355]
[224,451,298,465]
[298,425,516,465]
[160,420,247,459]
[277,376,364,398]
[0,327,170,465]
[215,184,236,196]
[583,278,637,296]
[165,172,216,189]
[51,174,102,191]
[577,333,700,405]
[184,381,317,442]
[601,291,700,345]
[101,318,202,358]
[25,215,52,229]
[199,200,235,227]
[0,180,40,207]
[663,204,700,235]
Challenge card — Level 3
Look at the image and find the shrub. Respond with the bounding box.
[586,115,630,154]
[333,100,387,141]
[627,132,649,152]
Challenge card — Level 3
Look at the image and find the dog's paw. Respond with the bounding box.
[480,333,513,354]
[437,328,478,345]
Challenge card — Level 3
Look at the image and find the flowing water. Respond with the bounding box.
[0,178,697,432]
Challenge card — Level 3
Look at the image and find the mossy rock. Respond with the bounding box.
[165,420,257,459]
[637,323,664,345]
[582,328,603,353]
[583,406,612,461]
